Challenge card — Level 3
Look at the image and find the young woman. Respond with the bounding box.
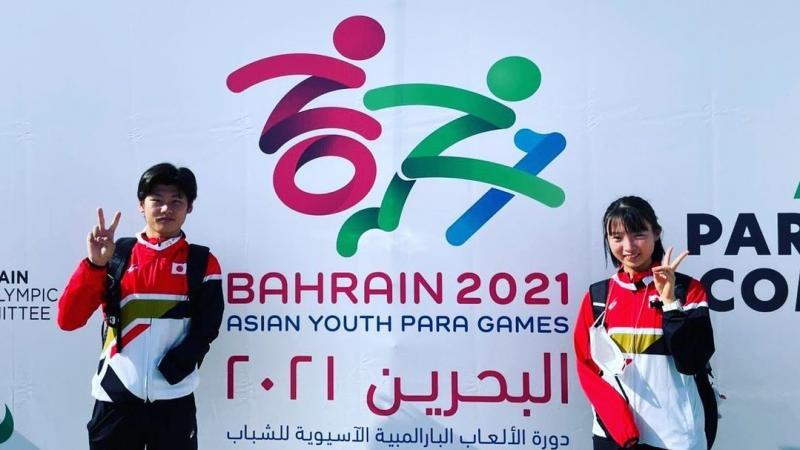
[574,196,717,450]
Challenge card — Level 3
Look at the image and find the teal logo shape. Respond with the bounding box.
[0,404,12,444]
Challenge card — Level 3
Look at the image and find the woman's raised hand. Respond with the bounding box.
[652,246,689,304]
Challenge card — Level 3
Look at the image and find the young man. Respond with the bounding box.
[57,163,224,450]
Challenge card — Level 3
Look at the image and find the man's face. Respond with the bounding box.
[138,184,192,239]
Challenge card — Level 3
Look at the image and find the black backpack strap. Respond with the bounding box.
[674,272,692,303]
[589,279,610,321]
[104,237,137,352]
[186,244,210,365]
[186,244,210,299]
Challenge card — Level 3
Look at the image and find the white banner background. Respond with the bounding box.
[1,1,799,449]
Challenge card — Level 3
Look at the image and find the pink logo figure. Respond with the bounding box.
[227,16,385,215]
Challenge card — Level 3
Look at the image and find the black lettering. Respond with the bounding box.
[778,213,800,255]
[687,213,722,254]
[701,268,734,312]
[725,213,770,255]
[554,316,570,333]
[227,315,243,331]
[741,268,787,312]
[796,272,800,312]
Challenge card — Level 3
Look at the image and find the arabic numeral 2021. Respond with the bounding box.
[456,272,569,305]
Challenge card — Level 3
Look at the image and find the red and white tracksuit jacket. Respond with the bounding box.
[57,233,224,403]
[574,267,715,450]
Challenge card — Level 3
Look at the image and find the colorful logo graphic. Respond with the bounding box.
[228,16,566,257]
[795,181,800,199]
[0,404,12,444]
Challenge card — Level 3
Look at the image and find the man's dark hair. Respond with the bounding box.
[137,163,197,206]
[602,195,665,267]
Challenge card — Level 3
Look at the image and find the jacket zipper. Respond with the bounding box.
[144,317,151,401]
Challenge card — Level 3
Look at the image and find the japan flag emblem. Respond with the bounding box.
[172,263,187,275]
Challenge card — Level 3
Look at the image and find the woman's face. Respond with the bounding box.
[606,218,658,274]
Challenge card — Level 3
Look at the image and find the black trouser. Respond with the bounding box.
[593,435,666,450]
[87,394,197,450]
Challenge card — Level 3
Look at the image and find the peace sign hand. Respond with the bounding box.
[86,208,122,267]
[652,247,689,305]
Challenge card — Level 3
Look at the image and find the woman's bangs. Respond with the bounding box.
[605,207,650,235]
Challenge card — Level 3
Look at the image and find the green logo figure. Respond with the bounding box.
[337,56,565,256]
[0,404,13,444]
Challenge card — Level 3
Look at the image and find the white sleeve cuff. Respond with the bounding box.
[661,299,684,312]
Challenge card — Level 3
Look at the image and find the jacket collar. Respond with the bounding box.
[136,230,185,251]
[611,263,655,291]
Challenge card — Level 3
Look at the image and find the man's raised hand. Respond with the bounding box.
[86,208,121,267]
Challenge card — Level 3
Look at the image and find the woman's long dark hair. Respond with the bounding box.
[602,195,665,267]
